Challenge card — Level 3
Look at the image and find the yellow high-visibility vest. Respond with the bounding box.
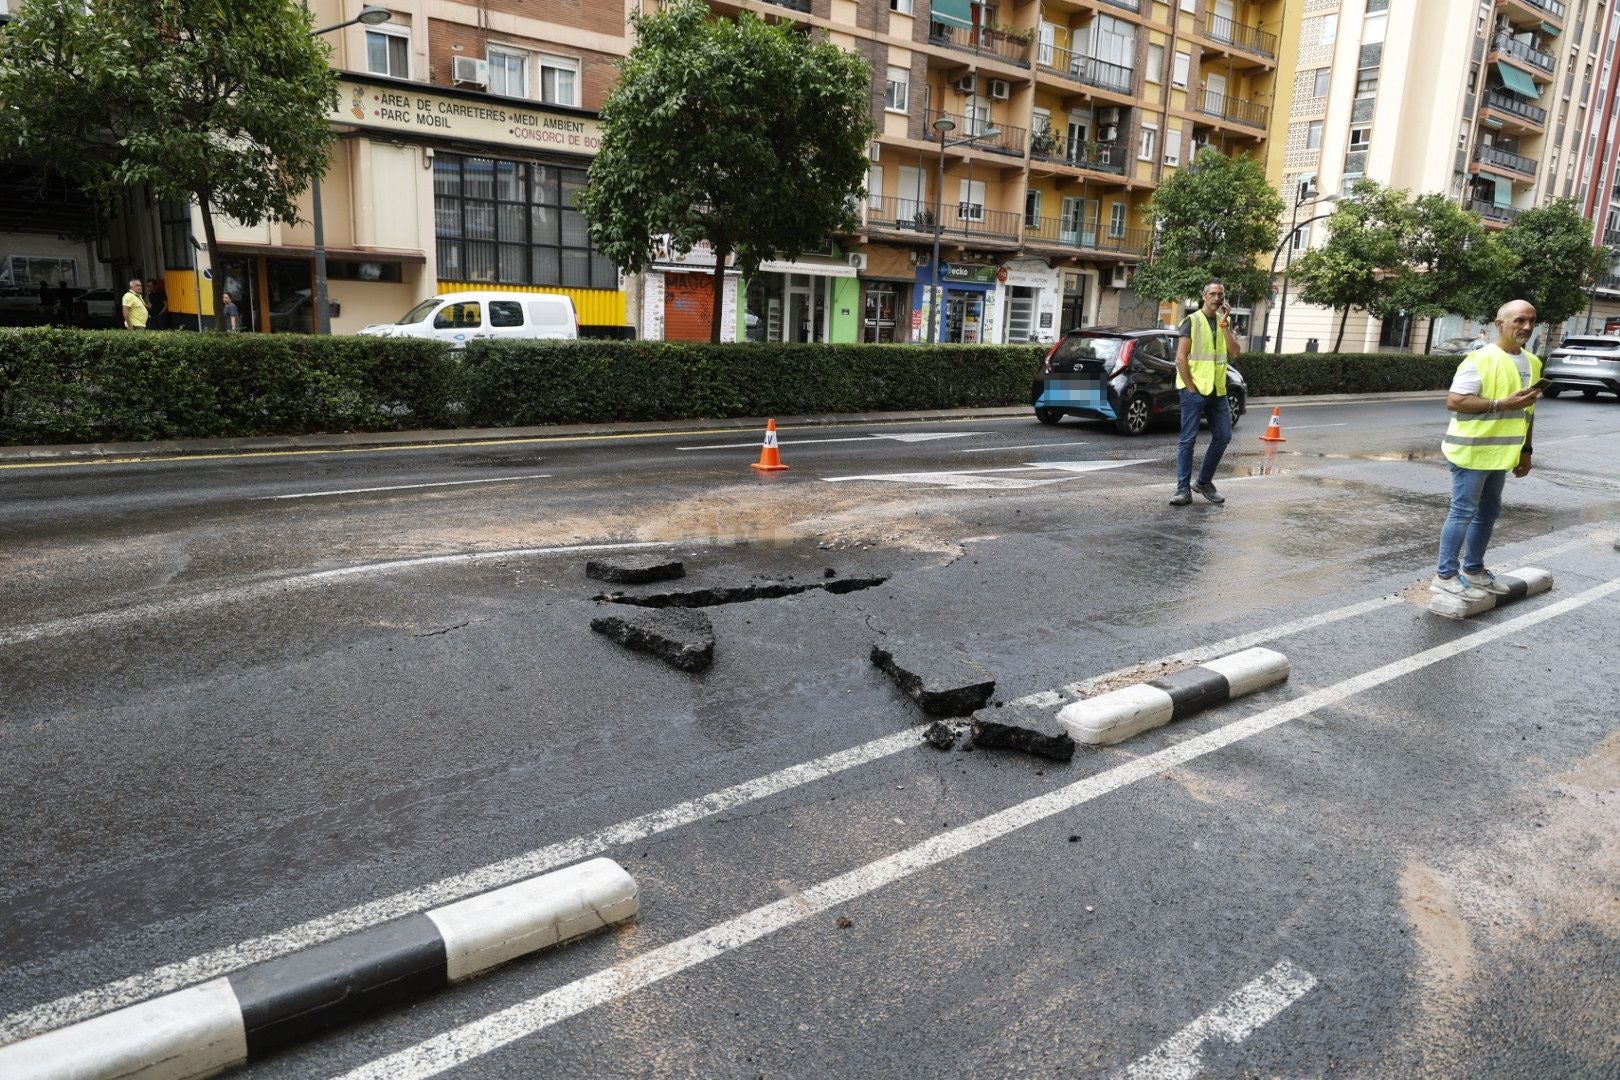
[1177,310,1228,396]
[1442,344,1540,470]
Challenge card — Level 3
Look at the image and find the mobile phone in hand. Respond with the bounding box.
[1530,377,1551,390]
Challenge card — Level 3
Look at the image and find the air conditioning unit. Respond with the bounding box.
[1109,266,1130,289]
[953,74,977,94]
[988,78,1011,100]
[452,56,489,87]
[1100,124,1119,142]
[848,252,868,271]
[868,142,881,163]
[1098,107,1122,125]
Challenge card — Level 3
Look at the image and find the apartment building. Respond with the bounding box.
[657,0,1283,344]
[1576,3,1620,326]
[1266,0,1620,353]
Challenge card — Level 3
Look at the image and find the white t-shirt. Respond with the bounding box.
[1450,346,1531,396]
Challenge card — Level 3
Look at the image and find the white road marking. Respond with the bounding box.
[874,432,985,443]
[1281,423,1348,431]
[258,474,552,501]
[1119,960,1318,1080]
[0,542,671,650]
[956,442,1084,453]
[334,577,1620,1080]
[676,432,985,451]
[823,459,1151,488]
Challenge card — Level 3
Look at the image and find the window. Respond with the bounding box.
[1172,51,1190,89]
[1108,202,1127,238]
[889,0,912,12]
[1356,70,1379,97]
[160,200,194,270]
[958,178,986,220]
[965,98,991,135]
[434,301,481,330]
[538,54,579,106]
[1025,189,1042,228]
[1349,126,1372,148]
[1091,15,1135,70]
[1313,68,1331,97]
[489,300,525,328]
[1180,0,1195,9]
[1306,120,1324,149]
[867,164,883,209]
[1146,44,1164,84]
[1378,312,1413,349]
[1139,124,1158,161]
[1292,222,1311,251]
[1321,14,1338,45]
[365,26,409,78]
[885,66,909,112]
[433,154,617,290]
[1164,128,1183,167]
[1362,12,1387,45]
[488,47,527,98]
[326,260,403,283]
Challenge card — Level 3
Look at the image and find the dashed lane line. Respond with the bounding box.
[334,577,1620,1079]
[955,441,1085,453]
[1119,960,1318,1080]
[676,432,986,451]
[257,474,552,501]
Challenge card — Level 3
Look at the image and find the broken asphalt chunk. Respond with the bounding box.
[585,554,686,585]
[970,703,1075,762]
[591,607,714,672]
[596,575,886,608]
[870,642,995,717]
[922,721,958,751]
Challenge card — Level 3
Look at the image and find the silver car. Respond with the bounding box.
[1544,335,1620,401]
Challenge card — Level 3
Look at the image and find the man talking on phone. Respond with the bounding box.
[1432,298,1543,600]
[1170,280,1243,505]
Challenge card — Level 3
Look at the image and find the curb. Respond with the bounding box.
[0,858,637,1079]
[1428,566,1553,620]
[1056,647,1290,746]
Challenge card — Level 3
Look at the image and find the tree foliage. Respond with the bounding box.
[0,0,339,320]
[1288,179,1409,350]
[579,0,873,342]
[1132,147,1284,307]
[1490,199,1612,332]
[1388,193,1512,330]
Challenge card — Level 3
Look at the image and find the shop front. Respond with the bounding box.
[915,261,998,344]
[992,259,1062,346]
[643,242,858,342]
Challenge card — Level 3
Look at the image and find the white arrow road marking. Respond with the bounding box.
[956,442,1085,453]
[823,459,1152,489]
[259,475,551,501]
[870,431,986,443]
[1030,459,1154,474]
[677,431,986,451]
[1119,960,1318,1080]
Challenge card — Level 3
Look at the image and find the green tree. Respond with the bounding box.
[1388,193,1512,350]
[1490,199,1612,340]
[579,0,873,343]
[1131,146,1284,307]
[1288,179,1409,351]
[0,0,338,322]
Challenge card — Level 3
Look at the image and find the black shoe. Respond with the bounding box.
[1195,481,1225,505]
[1169,488,1192,506]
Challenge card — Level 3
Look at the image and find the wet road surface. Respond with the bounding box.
[2,394,1619,1078]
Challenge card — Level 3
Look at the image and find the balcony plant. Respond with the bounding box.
[1029,128,1059,156]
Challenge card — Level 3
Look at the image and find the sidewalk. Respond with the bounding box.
[0,391,1439,464]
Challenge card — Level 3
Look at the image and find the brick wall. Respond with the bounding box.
[477,0,627,38]
[427,19,618,110]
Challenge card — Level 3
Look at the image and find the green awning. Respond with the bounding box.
[1539,21,1561,36]
[1494,176,1514,207]
[931,0,973,29]
[1495,61,1540,99]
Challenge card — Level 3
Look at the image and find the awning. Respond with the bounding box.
[1496,61,1540,99]
[1539,21,1561,36]
[1494,176,1514,207]
[931,0,974,29]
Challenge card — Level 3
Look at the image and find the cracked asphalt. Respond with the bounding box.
[2,393,1618,1078]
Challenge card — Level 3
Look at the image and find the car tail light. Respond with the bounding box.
[1043,338,1061,373]
[1110,340,1135,377]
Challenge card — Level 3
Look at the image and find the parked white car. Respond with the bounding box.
[357,291,577,348]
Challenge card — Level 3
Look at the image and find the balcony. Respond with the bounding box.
[1482,88,1547,127]
[1491,31,1555,73]
[1034,41,1134,95]
[1502,0,1566,25]
[928,20,1031,68]
[1206,13,1279,60]
[1029,131,1128,176]
[1603,229,1620,247]
[924,108,1028,157]
[1595,271,1620,292]
[1474,142,1539,177]
[759,0,810,10]
[1465,198,1523,225]
[864,194,1023,245]
[1196,89,1270,130]
[1099,0,1139,10]
[1023,217,1151,257]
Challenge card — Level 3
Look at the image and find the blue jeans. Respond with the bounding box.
[1436,463,1507,579]
[1176,389,1232,490]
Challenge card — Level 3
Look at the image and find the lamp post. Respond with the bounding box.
[1262,185,1339,354]
[926,114,1001,344]
[309,6,391,335]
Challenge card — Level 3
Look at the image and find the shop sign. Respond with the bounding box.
[332,78,602,155]
[1000,268,1057,289]
[939,262,999,284]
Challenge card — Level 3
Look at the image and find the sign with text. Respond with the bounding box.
[939,262,998,284]
[332,79,602,155]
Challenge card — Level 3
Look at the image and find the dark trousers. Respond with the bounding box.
[1176,389,1232,490]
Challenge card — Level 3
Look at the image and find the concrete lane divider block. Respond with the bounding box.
[1427,566,1553,620]
[0,858,637,1080]
[1058,647,1290,746]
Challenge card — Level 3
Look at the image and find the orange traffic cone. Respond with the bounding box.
[751,418,790,472]
[1258,406,1286,442]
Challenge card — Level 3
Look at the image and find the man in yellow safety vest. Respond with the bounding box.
[1171,280,1244,505]
[1432,299,1543,600]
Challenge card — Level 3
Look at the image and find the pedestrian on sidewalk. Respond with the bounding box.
[120,278,148,330]
[1432,299,1543,600]
[1170,280,1242,506]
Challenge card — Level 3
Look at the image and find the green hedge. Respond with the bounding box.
[1233,351,1458,397]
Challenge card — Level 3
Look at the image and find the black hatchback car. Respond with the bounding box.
[1031,326,1248,435]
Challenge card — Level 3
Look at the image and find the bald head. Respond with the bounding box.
[1493,299,1536,353]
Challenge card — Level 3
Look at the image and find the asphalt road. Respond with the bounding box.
[2,394,1618,1079]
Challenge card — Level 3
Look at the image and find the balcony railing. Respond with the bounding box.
[1491,31,1555,73]
[1516,0,1567,21]
[1206,13,1278,59]
[864,194,1023,243]
[924,108,1027,156]
[1595,271,1620,292]
[1465,198,1523,224]
[1196,89,1270,129]
[1034,41,1134,94]
[1024,217,1151,256]
[1099,0,1140,10]
[759,0,811,11]
[1483,89,1547,125]
[1603,229,1620,247]
[1474,143,1539,176]
[1029,131,1128,175]
[928,20,1031,68]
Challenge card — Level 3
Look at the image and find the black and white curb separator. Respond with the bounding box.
[0,858,638,1080]
[1428,566,1553,620]
[1056,647,1290,746]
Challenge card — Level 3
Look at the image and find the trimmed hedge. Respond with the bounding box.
[1233,351,1458,397]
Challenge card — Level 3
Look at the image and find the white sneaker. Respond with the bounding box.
[1432,575,1487,600]
[1460,569,1511,596]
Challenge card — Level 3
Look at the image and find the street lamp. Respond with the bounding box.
[307,6,390,335]
[1262,183,1340,354]
[926,114,1001,345]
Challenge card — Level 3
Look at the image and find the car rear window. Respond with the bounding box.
[1052,335,1127,364]
[1558,337,1619,351]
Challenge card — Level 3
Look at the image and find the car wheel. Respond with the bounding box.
[1543,386,1562,398]
[1582,388,1600,399]
[1114,394,1151,436]
[1035,407,1063,425]
[1227,393,1244,428]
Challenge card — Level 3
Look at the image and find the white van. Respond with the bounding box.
[357,291,577,347]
